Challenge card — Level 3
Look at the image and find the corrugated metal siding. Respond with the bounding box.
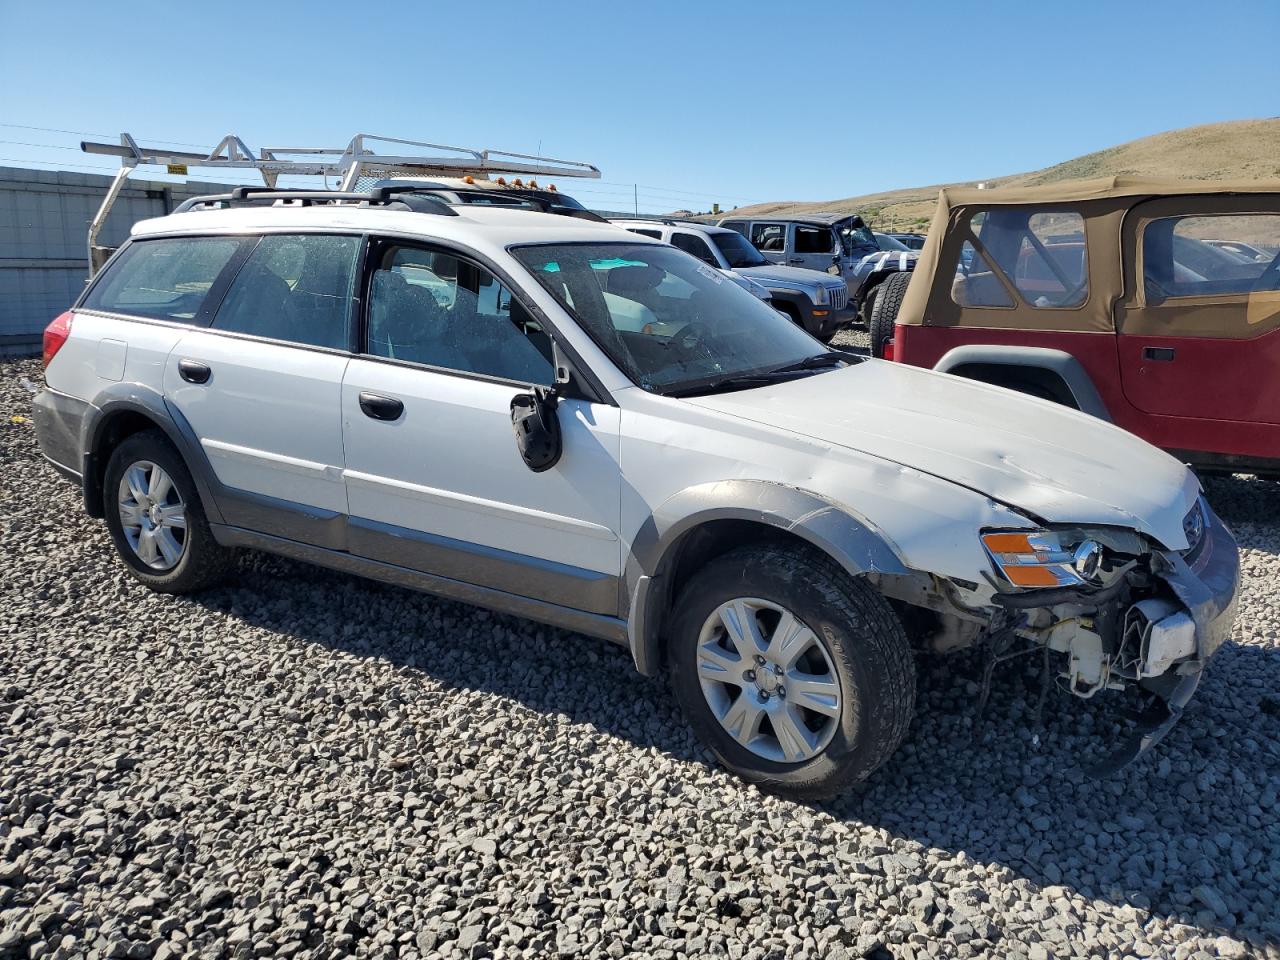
[0,167,236,348]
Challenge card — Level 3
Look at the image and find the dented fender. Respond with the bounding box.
[625,481,909,675]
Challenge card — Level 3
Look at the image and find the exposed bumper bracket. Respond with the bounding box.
[1085,660,1202,777]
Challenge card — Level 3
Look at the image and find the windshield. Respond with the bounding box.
[840,223,878,251]
[876,233,910,252]
[512,242,826,394]
[711,231,769,268]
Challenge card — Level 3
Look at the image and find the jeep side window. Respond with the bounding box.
[953,210,1087,308]
[366,244,553,385]
[751,223,787,253]
[1142,214,1280,300]
[670,232,718,266]
[81,237,245,323]
[794,226,834,255]
[211,234,360,349]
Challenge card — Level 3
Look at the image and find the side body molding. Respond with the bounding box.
[625,480,909,676]
[933,345,1113,422]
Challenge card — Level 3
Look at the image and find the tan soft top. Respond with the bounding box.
[899,178,1280,335]
[937,176,1280,209]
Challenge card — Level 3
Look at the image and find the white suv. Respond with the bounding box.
[34,187,1239,797]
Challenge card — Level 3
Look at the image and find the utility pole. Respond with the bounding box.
[634,183,639,216]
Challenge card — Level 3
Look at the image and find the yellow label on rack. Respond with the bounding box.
[167,163,188,175]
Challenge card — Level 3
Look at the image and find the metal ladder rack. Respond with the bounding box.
[79,132,601,274]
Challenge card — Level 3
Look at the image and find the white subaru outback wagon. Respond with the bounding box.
[34,187,1240,798]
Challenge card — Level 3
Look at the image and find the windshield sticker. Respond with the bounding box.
[696,264,725,285]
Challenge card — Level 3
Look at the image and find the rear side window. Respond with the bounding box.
[626,228,663,239]
[751,223,787,253]
[1143,214,1280,299]
[211,234,360,350]
[953,210,1087,308]
[82,237,243,322]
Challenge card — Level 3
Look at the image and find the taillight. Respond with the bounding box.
[42,311,73,368]
[881,338,896,362]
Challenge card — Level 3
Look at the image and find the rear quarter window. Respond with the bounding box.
[81,237,245,322]
[952,210,1087,308]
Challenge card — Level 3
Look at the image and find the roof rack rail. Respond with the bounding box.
[80,131,601,274]
[172,186,460,216]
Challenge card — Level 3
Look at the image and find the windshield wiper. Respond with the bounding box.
[768,350,860,374]
[663,373,783,398]
[664,352,858,398]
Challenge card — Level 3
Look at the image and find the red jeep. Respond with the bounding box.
[867,178,1280,476]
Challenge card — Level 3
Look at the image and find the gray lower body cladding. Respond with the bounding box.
[32,387,89,482]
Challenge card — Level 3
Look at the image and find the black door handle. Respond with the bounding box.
[358,392,404,421]
[177,358,211,384]
[1143,346,1176,362]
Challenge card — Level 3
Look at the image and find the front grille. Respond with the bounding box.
[829,285,848,311]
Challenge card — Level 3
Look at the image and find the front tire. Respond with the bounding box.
[102,429,234,593]
[668,544,916,799]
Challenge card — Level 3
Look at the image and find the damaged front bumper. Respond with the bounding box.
[1088,499,1240,774]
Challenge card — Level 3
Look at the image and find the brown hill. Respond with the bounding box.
[716,118,1280,233]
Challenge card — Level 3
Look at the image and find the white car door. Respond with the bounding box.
[162,234,361,540]
[340,241,622,615]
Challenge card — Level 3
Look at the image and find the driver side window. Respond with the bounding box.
[365,243,554,385]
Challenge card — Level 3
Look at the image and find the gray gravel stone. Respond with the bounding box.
[2,355,1279,959]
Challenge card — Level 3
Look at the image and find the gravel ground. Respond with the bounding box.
[2,355,1278,960]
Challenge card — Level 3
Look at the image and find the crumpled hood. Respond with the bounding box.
[685,360,1199,549]
[736,264,841,289]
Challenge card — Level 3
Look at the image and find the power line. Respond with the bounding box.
[0,122,208,148]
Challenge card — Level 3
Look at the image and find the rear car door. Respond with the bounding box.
[749,222,789,266]
[1117,197,1280,431]
[162,233,361,542]
[340,239,623,616]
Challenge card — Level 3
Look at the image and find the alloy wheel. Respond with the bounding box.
[117,460,187,571]
[695,597,842,763]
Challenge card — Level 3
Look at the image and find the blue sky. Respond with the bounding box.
[2,0,1277,213]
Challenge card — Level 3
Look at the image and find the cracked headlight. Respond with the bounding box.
[981,530,1104,589]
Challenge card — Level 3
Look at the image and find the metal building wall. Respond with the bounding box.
[0,167,234,353]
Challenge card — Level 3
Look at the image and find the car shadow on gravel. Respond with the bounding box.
[192,474,1280,951]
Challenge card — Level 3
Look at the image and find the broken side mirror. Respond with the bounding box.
[510,349,572,473]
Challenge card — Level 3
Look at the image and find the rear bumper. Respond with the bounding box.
[32,388,89,483]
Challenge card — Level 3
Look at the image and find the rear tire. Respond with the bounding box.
[869,271,912,358]
[102,430,235,594]
[668,544,916,799]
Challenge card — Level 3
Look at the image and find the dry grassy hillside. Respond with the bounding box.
[717,118,1280,233]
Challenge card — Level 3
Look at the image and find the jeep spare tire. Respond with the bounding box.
[868,270,913,359]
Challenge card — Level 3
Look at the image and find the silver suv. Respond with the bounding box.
[613,219,853,342]
[718,213,918,324]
